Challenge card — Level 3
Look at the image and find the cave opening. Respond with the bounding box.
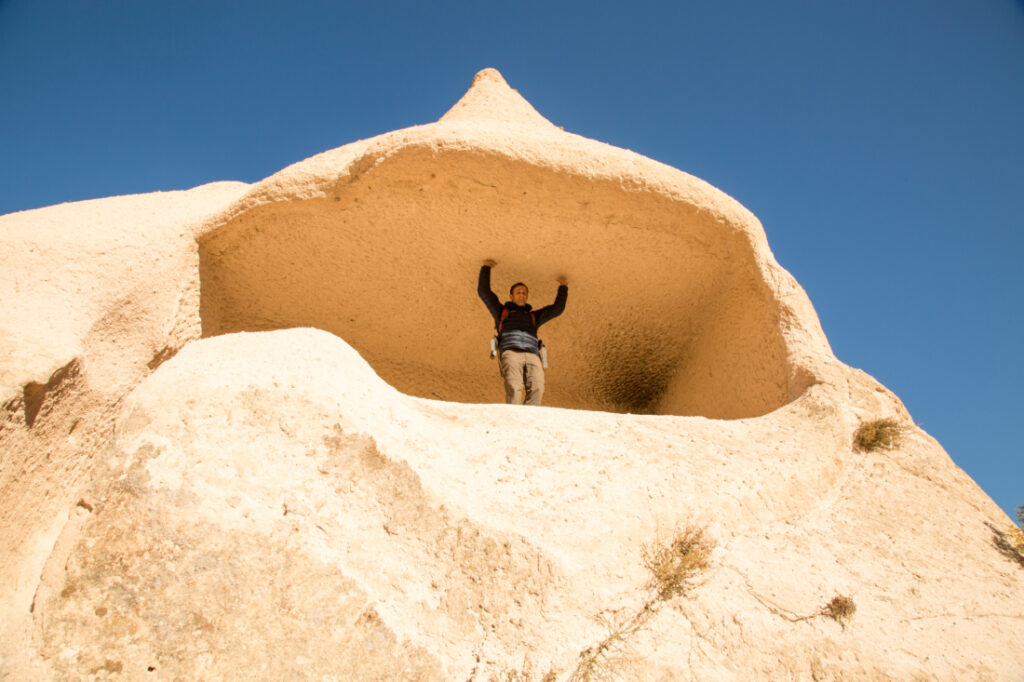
[198,147,797,419]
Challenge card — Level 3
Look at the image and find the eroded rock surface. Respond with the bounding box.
[196,69,825,419]
[28,330,1024,680]
[2,69,1022,680]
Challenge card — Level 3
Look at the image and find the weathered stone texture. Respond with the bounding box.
[2,69,1022,680]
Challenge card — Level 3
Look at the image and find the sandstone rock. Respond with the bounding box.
[2,69,1021,680]
[196,67,827,419]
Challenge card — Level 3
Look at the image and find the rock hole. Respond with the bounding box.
[147,345,179,371]
[22,358,81,428]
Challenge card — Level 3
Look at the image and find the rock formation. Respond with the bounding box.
[2,69,1021,680]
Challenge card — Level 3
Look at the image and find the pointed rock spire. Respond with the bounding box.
[439,68,558,129]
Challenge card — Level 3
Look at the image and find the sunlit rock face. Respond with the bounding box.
[197,68,826,418]
[5,70,1022,681]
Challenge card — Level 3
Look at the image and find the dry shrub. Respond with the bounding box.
[569,526,715,681]
[853,418,907,452]
[988,511,1024,569]
[491,663,557,682]
[822,595,856,626]
[641,525,715,601]
[1010,505,1024,554]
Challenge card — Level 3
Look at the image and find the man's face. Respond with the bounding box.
[511,285,529,306]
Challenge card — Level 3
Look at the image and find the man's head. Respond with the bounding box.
[509,282,529,306]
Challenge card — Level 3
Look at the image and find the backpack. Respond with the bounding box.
[497,305,535,334]
[491,307,547,367]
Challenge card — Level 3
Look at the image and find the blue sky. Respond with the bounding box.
[1,0,1021,518]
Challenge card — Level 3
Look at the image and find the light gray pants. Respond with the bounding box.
[499,350,545,405]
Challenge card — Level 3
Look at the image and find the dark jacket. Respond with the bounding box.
[478,265,568,354]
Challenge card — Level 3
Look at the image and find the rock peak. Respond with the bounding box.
[439,68,557,128]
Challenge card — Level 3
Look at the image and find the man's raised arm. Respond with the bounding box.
[478,259,502,321]
[535,276,568,326]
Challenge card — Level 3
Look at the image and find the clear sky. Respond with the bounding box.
[1,1,1021,518]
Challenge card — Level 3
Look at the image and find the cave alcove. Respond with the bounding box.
[198,146,795,419]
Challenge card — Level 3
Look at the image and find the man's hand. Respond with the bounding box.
[556,276,568,286]
[483,259,497,268]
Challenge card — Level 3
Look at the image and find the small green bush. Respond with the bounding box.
[853,418,907,452]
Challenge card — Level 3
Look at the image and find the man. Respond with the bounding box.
[478,259,568,405]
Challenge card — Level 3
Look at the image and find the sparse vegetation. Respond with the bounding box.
[568,526,715,682]
[641,526,714,601]
[853,418,907,452]
[822,595,856,627]
[1009,505,1024,555]
[490,663,557,682]
[987,507,1024,569]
